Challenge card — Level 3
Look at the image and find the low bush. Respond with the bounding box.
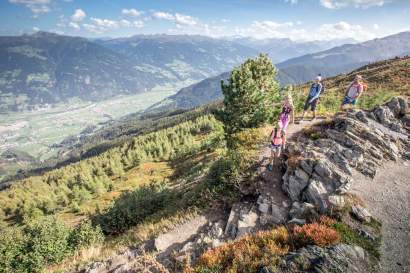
[292,222,341,247]
[69,221,104,249]
[186,227,290,273]
[0,216,104,273]
[94,181,173,235]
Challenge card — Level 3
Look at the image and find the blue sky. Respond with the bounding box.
[1,0,409,41]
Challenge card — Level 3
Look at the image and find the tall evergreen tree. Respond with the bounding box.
[220,54,280,141]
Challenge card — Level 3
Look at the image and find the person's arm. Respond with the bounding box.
[345,82,353,96]
[291,107,295,124]
[309,84,322,103]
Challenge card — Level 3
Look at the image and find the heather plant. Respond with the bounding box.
[292,222,341,247]
[186,226,290,273]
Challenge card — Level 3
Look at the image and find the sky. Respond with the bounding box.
[1,0,409,41]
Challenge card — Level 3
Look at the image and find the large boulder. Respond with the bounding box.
[274,244,372,273]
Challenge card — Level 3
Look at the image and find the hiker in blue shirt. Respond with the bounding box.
[301,75,323,121]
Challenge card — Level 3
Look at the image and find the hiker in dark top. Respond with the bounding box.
[301,75,323,121]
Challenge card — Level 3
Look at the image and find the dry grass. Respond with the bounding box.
[48,209,199,273]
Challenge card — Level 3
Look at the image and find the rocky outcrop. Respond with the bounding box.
[283,97,409,216]
[272,244,373,273]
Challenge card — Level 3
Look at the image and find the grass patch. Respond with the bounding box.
[332,222,381,260]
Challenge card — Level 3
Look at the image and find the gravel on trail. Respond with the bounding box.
[352,159,410,273]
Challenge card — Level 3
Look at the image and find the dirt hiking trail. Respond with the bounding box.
[352,160,410,273]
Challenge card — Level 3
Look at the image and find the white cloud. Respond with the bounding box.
[320,0,393,9]
[174,13,197,26]
[81,17,144,33]
[235,20,295,39]
[122,8,141,17]
[234,20,374,41]
[316,21,374,40]
[285,0,298,4]
[71,9,86,22]
[151,11,198,26]
[152,11,175,20]
[373,23,380,30]
[82,23,101,34]
[119,19,131,27]
[33,26,39,31]
[68,21,80,29]
[133,20,144,28]
[8,0,51,14]
[90,17,119,28]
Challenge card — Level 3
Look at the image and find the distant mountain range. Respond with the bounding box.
[0,32,166,111]
[149,31,410,112]
[0,32,257,111]
[97,35,258,82]
[1,31,409,112]
[276,31,410,83]
[230,37,357,63]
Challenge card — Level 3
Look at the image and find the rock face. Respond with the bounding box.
[273,244,373,273]
[282,97,409,214]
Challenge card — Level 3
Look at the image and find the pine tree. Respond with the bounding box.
[220,54,280,142]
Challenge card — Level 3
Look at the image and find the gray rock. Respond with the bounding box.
[328,194,345,209]
[282,173,309,201]
[275,244,371,273]
[374,106,395,125]
[314,160,333,179]
[271,203,286,224]
[387,97,402,117]
[288,218,306,225]
[355,110,368,123]
[398,97,408,115]
[352,205,372,223]
[304,179,329,213]
[236,210,258,238]
[300,159,314,174]
[258,202,270,214]
[289,202,316,219]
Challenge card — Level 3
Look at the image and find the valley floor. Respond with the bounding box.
[352,159,410,273]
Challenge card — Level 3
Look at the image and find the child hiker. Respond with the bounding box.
[268,123,286,171]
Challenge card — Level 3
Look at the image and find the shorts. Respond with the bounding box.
[304,97,318,111]
[342,96,357,105]
[270,144,282,154]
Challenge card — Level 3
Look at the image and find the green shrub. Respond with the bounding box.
[95,182,173,234]
[0,216,105,273]
[0,227,25,273]
[69,221,104,249]
[22,216,72,271]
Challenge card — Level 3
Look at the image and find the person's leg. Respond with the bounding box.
[274,146,282,166]
[340,96,349,111]
[351,99,358,109]
[268,148,274,171]
[302,99,310,121]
